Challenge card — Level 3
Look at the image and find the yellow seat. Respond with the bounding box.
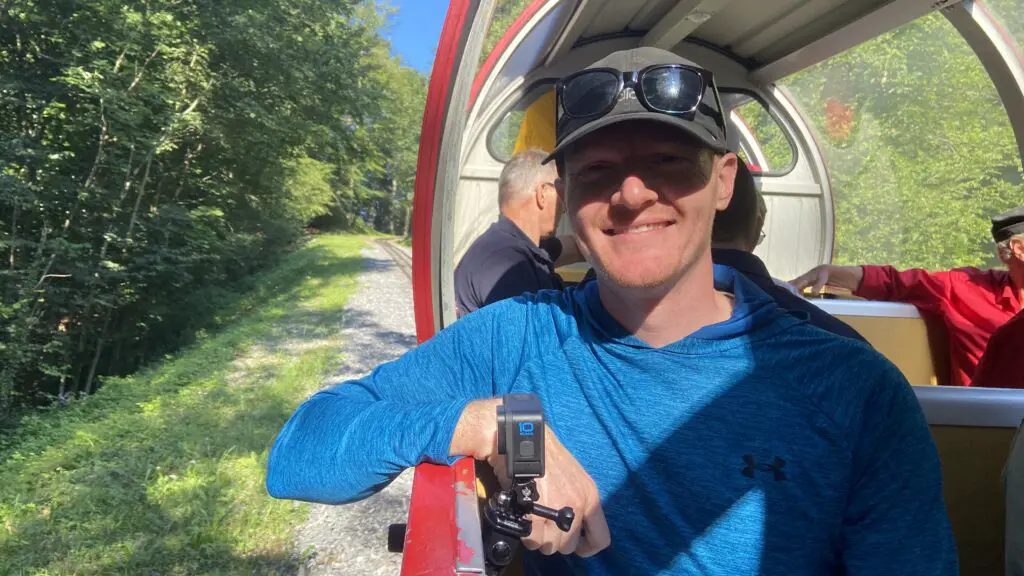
[812,299,949,387]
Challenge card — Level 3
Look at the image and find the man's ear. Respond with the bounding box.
[534,182,548,210]
[715,153,738,211]
[1012,237,1024,262]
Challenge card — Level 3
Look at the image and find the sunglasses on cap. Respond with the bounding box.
[554,64,725,129]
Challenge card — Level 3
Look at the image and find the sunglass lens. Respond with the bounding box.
[562,70,619,117]
[641,67,703,113]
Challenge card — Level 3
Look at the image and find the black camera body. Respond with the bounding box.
[497,394,546,479]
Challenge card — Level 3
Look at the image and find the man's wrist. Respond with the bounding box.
[449,398,501,460]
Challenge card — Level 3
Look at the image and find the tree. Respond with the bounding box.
[779,9,1023,271]
[0,0,426,419]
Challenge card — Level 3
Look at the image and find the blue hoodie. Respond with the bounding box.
[266,265,957,575]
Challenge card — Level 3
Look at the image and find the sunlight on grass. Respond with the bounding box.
[0,234,368,576]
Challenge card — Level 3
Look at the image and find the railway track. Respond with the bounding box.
[376,239,412,281]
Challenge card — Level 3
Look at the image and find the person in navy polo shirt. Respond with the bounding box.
[454,148,583,317]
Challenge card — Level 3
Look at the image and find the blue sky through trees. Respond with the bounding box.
[388,0,449,73]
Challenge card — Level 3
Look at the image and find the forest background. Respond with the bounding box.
[1,0,426,419]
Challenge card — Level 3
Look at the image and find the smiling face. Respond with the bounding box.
[560,120,736,290]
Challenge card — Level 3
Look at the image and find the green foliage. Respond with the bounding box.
[0,0,426,415]
[781,11,1023,271]
[0,234,366,575]
[730,98,795,174]
[479,0,533,68]
[284,157,335,224]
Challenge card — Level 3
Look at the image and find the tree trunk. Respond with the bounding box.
[82,314,111,396]
[127,47,161,93]
[8,202,16,270]
[1,0,15,21]
[35,101,107,291]
[76,143,135,359]
[390,176,398,234]
[125,147,156,242]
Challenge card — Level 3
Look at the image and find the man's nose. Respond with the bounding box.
[614,175,658,210]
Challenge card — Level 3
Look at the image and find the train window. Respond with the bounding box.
[478,1,534,70]
[985,0,1024,53]
[721,91,796,176]
[483,2,571,105]
[780,11,1024,272]
[487,82,555,163]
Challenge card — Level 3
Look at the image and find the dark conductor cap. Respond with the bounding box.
[992,206,1024,242]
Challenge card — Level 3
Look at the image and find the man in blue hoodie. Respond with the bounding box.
[266,47,957,575]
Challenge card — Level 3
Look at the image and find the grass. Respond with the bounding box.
[0,234,368,576]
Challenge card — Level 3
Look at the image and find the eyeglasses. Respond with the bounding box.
[555,64,725,130]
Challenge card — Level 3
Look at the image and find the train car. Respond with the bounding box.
[399,1,1024,574]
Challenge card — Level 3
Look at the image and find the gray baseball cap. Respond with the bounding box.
[544,46,728,164]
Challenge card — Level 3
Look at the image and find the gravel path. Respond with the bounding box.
[293,240,416,576]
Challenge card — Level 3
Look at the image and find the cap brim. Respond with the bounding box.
[542,111,729,165]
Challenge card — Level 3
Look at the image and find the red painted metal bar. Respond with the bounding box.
[405,0,478,574]
[411,0,473,346]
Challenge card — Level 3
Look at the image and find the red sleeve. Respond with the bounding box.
[854,265,952,314]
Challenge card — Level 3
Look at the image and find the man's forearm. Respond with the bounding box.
[266,384,470,504]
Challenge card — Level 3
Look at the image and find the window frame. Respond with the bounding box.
[720,88,800,178]
[485,78,557,163]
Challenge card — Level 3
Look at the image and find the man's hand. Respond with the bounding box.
[789,264,864,297]
[487,425,611,557]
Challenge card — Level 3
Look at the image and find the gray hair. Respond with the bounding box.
[499,149,553,208]
[997,233,1024,261]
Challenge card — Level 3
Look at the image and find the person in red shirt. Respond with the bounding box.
[971,309,1024,388]
[790,206,1024,386]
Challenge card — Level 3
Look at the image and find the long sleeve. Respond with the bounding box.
[854,265,952,314]
[840,364,959,575]
[265,306,526,504]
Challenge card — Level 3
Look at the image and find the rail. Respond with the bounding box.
[377,239,413,281]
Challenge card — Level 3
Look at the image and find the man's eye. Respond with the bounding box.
[577,163,612,178]
[655,155,689,166]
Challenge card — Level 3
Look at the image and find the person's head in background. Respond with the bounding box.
[498,148,562,245]
[711,156,764,253]
[993,206,1024,282]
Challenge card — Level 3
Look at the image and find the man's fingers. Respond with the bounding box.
[539,526,559,556]
[788,272,813,290]
[812,268,829,296]
[486,454,511,490]
[523,519,547,552]
[789,267,829,296]
[557,520,581,555]
[575,500,611,557]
